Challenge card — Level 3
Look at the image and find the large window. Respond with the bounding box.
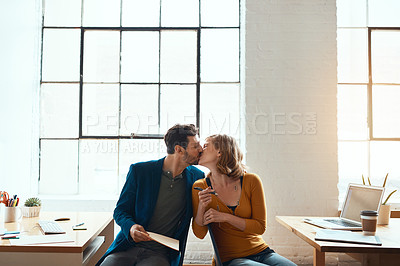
[337,0,400,204]
[39,0,242,195]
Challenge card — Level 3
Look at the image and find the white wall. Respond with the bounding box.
[245,0,338,264]
[0,0,41,196]
[186,1,341,265]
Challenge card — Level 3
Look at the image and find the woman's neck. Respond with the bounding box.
[209,172,234,187]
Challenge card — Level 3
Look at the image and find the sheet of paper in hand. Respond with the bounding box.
[148,232,179,251]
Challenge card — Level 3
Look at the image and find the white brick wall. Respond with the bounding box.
[245,0,340,265]
[184,0,349,265]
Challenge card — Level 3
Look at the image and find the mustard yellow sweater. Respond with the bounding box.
[192,173,268,263]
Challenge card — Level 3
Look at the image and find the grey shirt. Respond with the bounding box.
[136,170,186,258]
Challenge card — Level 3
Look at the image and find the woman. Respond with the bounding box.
[192,134,296,266]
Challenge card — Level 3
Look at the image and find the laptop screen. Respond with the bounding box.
[341,184,384,222]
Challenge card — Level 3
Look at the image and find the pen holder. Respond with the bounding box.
[4,207,22,223]
[22,206,41,218]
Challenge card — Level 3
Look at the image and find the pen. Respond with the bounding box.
[75,222,84,227]
[194,187,218,195]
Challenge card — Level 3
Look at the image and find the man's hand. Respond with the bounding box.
[129,224,152,242]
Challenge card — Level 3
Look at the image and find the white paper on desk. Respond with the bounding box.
[148,232,179,251]
[9,235,74,245]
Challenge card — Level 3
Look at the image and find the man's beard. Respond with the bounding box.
[183,151,199,165]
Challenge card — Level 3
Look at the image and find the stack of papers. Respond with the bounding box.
[315,229,382,246]
[9,235,74,245]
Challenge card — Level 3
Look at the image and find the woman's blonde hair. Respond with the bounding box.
[207,134,246,180]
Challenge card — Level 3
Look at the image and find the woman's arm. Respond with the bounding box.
[192,184,213,239]
[203,208,246,231]
[242,174,267,235]
[194,187,214,226]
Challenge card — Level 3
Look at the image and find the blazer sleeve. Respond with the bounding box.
[191,182,209,239]
[243,174,267,235]
[113,164,138,243]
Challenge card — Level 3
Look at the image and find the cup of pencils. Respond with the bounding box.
[4,195,22,223]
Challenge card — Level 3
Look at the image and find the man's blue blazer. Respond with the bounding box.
[96,157,204,266]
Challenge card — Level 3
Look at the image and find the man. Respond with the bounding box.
[97,124,204,266]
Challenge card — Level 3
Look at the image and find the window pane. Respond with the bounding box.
[371,30,400,83]
[337,29,368,83]
[200,84,240,138]
[372,85,400,138]
[122,0,160,27]
[370,141,400,202]
[40,83,79,138]
[337,85,368,140]
[44,0,81,27]
[160,85,196,132]
[338,141,368,202]
[368,0,400,27]
[39,140,78,194]
[121,31,159,83]
[119,139,164,191]
[82,0,120,27]
[201,0,239,27]
[336,0,366,27]
[160,30,197,83]
[79,139,118,195]
[120,85,159,135]
[42,29,80,82]
[83,30,120,82]
[82,84,119,136]
[161,0,199,27]
[201,29,239,82]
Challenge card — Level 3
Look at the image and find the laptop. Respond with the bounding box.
[304,183,384,230]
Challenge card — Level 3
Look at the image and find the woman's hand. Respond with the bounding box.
[198,187,215,210]
[203,208,227,225]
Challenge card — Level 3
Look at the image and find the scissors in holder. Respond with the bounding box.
[0,191,10,206]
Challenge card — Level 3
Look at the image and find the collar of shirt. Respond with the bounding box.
[162,170,184,180]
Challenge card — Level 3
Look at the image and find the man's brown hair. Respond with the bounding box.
[164,124,199,154]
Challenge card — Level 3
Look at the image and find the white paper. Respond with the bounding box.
[9,235,74,245]
[148,232,179,251]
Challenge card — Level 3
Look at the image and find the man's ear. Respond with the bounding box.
[175,145,183,154]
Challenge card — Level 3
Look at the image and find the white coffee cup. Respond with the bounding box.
[4,207,22,223]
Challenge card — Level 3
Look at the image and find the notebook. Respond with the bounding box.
[315,229,382,246]
[304,184,384,230]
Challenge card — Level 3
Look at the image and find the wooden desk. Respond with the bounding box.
[276,216,400,266]
[0,212,113,266]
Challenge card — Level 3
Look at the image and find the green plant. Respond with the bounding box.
[24,197,41,207]
[362,173,397,205]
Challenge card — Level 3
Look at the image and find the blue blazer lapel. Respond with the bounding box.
[147,157,164,221]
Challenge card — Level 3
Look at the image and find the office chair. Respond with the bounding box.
[207,224,223,266]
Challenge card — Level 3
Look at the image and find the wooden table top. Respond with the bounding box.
[276,216,400,254]
[1,211,113,253]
